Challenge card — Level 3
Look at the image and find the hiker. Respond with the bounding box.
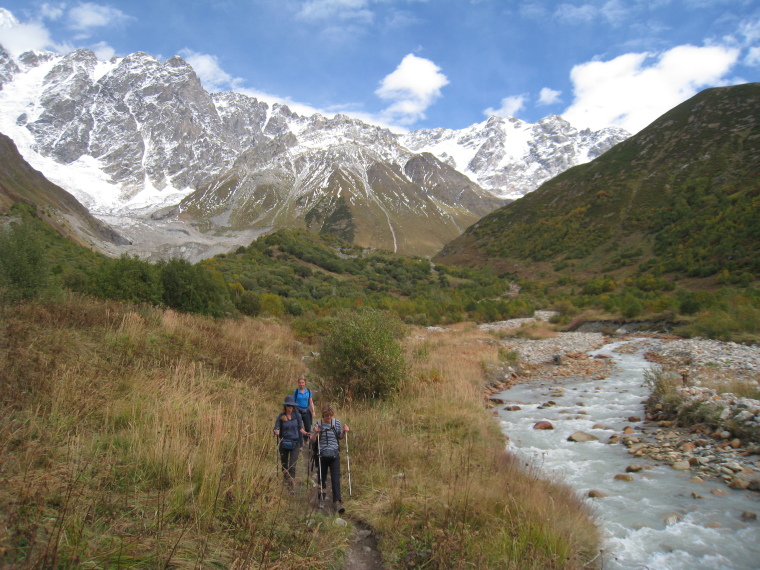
[274,394,309,491]
[293,375,315,446]
[311,403,349,513]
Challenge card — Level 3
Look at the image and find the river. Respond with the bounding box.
[494,340,760,569]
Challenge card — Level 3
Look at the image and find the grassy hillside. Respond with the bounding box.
[0,295,599,568]
[0,133,128,250]
[435,84,760,286]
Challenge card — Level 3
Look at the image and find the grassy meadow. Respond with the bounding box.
[1,294,599,568]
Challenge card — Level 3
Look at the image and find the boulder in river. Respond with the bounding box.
[568,432,599,442]
[533,421,554,430]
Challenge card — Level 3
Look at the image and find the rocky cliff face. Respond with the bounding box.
[0,45,629,257]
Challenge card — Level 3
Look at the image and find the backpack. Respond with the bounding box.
[312,421,340,458]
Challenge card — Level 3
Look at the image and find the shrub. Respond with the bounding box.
[314,308,407,401]
[0,219,49,301]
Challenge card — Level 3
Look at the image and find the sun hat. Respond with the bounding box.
[283,395,297,406]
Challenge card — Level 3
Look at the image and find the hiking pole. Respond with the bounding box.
[316,428,324,508]
[345,430,352,498]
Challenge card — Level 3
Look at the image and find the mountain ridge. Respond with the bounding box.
[0,43,628,258]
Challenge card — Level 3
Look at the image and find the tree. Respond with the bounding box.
[314,308,407,401]
[160,258,233,317]
[0,219,49,301]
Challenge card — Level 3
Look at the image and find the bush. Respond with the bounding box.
[0,219,49,301]
[314,308,407,401]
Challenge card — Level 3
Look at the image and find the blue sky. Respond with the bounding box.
[0,0,758,133]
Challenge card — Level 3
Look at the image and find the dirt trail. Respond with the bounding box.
[345,519,386,570]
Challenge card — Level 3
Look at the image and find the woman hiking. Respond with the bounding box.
[311,403,349,514]
[293,375,315,447]
[273,394,309,492]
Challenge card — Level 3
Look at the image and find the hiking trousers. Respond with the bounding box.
[318,455,341,502]
[279,445,300,484]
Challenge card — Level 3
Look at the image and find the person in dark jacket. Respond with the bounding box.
[311,403,349,513]
[274,394,309,491]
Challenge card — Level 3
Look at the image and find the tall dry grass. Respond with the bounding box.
[337,324,600,568]
[0,295,347,568]
[1,297,599,568]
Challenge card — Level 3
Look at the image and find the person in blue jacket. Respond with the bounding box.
[274,394,309,491]
[293,375,315,446]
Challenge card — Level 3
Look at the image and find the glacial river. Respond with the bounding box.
[495,341,760,569]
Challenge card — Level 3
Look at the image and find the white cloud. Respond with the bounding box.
[179,49,244,91]
[0,19,56,55]
[376,53,449,125]
[296,0,373,23]
[91,40,115,60]
[67,3,133,32]
[484,94,526,118]
[562,44,740,133]
[554,0,630,27]
[554,3,598,24]
[39,3,66,21]
[537,87,562,106]
[746,46,760,66]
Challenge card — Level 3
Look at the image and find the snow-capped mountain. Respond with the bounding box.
[402,115,629,200]
[0,33,629,258]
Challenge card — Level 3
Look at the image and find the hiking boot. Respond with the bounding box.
[335,501,345,514]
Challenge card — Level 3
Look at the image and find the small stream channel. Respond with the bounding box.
[494,340,760,569]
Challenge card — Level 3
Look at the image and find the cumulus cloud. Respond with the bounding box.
[91,40,115,60]
[484,94,527,118]
[562,44,740,133]
[376,53,449,125]
[537,87,562,106]
[179,49,244,91]
[67,2,133,33]
[0,11,57,54]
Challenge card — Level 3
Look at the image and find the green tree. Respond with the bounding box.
[94,255,162,304]
[160,258,233,317]
[314,308,407,401]
[0,219,49,301]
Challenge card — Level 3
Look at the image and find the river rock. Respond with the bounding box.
[568,432,599,442]
[672,461,691,471]
[504,405,522,411]
[626,465,644,473]
[664,513,683,525]
[588,489,607,498]
[728,478,750,490]
[533,421,554,430]
[740,511,757,522]
[614,474,634,482]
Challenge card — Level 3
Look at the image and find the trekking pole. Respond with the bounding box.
[345,430,352,498]
[316,428,324,507]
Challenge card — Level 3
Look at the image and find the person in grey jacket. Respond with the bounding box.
[274,394,309,491]
[311,403,349,513]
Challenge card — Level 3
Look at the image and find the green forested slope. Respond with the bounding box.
[436,83,760,285]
